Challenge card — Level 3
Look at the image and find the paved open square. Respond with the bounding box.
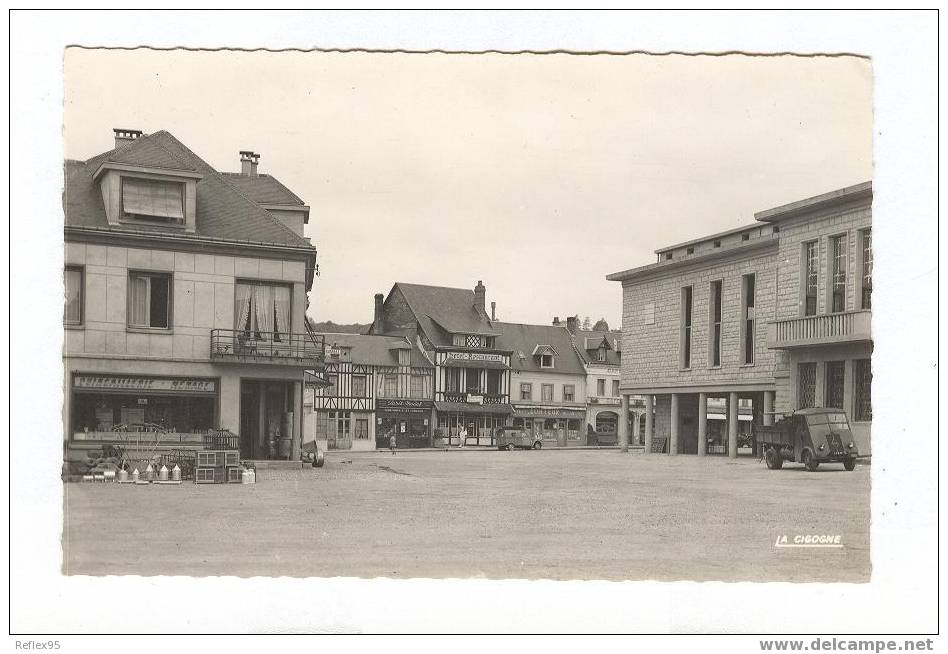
[63,450,870,581]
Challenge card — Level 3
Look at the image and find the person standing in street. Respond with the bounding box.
[458,425,467,448]
[389,432,397,455]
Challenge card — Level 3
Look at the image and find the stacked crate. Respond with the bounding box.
[195,450,242,484]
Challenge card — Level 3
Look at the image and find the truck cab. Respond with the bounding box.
[755,408,859,471]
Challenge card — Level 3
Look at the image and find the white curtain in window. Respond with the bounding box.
[130,275,149,326]
[253,285,275,336]
[122,179,185,219]
[273,286,291,337]
[235,284,253,332]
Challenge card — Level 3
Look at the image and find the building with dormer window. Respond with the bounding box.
[368,281,513,446]
[63,128,324,464]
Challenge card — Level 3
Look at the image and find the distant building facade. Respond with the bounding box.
[608,183,872,456]
[304,333,434,450]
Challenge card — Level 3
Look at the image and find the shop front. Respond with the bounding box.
[376,398,433,449]
[69,373,219,448]
[512,406,586,445]
[434,401,512,446]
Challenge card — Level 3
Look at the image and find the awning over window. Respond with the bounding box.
[434,401,513,415]
[442,358,509,370]
[122,178,184,219]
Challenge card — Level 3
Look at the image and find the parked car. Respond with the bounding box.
[301,440,325,468]
[495,426,542,451]
[586,427,618,446]
[754,408,859,471]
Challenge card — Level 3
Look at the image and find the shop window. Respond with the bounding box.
[64,266,83,325]
[612,379,620,397]
[71,391,215,439]
[563,385,575,402]
[128,272,171,329]
[351,375,367,398]
[824,361,846,409]
[853,358,872,421]
[709,279,722,366]
[861,229,872,310]
[802,241,819,316]
[680,286,693,369]
[741,274,756,365]
[541,384,554,402]
[830,234,847,313]
[798,362,816,409]
[235,282,291,341]
[121,177,185,225]
[520,383,533,401]
[597,379,606,396]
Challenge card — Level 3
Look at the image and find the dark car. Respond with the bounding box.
[754,408,859,471]
[495,426,542,451]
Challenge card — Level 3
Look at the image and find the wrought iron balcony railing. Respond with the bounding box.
[210,329,325,367]
[766,310,871,350]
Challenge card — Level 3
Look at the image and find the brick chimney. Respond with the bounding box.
[373,293,385,333]
[240,151,260,176]
[490,301,496,321]
[552,316,560,326]
[474,280,486,316]
[113,128,142,149]
[566,316,579,334]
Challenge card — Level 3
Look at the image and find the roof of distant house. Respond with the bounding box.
[391,282,500,345]
[64,130,313,249]
[494,322,587,375]
[570,328,622,366]
[318,332,432,368]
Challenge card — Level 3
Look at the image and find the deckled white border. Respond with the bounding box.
[6,7,939,642]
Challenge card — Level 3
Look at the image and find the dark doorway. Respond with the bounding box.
[239,380,293,460]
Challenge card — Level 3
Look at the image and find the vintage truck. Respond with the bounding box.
[753,408,859,471]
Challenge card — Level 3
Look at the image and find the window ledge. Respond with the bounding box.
[127,326,174,335]
[707,365,721,370]
[64,323,85,330]
[679,367,692,372]
[740,363,756,368]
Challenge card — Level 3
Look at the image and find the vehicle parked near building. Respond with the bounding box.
[754,408,859,471]
[495,426,543,450]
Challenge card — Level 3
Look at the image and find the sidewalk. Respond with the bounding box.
[325,445,645,454]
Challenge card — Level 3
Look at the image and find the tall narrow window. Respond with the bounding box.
[861,229,873,310]
[798,362,816,409]
[680,286,693,369]
[612,379,620,397]
[486,369,500,395]
[853,358,872,421]
[383,374,398,397]
[397,349,411,366]
[64,266,83,325]
[742,274,756,365]
[541,384,554,402]
[351,375,367,398]
[520,383,533,401]
[825,361,846,409]
[830,234,847,313]
[128,272,171,328]
[709,280,722,367]
[563,385,575,402]
[445,368,461,393]
[597,379,606,396]
[410,374,426,398]
[235,282,291,341]
[804,241,819,316]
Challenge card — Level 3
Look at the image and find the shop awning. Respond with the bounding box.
[442,358,509,370]
[434,401,513,415]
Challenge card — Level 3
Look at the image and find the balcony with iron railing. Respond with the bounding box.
[210,329,325,367]
[767,310,871,350]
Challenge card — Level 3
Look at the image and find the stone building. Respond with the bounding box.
[607,183,872,456]
[63,128,323,463]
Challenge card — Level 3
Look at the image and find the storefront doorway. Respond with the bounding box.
[240,380,293,460]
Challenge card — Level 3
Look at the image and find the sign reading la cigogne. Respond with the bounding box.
[444,351,504,363]
[74,375,217,394]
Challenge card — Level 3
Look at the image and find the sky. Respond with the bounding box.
[63,48,872,327]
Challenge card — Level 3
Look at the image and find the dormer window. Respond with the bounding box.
[597,347,606,362]
[397,349,411,366]
[121,177,185,225]
[540,354,554,368]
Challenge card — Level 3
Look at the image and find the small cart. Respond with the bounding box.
[753,408,859,472]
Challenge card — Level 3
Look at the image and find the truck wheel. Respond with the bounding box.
[802,449,819,472]
[765,448,782,470]
[843,457,857,471]
[506,443,515,451]
[533,441,542,450]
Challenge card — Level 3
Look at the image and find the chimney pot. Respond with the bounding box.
[490,301,496,321]
[566,316,579,334]
[373,293,385,334]
[240,150,260,176]
[553,316,560,326]
[113,128,143,149]
[473,280,487,315]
